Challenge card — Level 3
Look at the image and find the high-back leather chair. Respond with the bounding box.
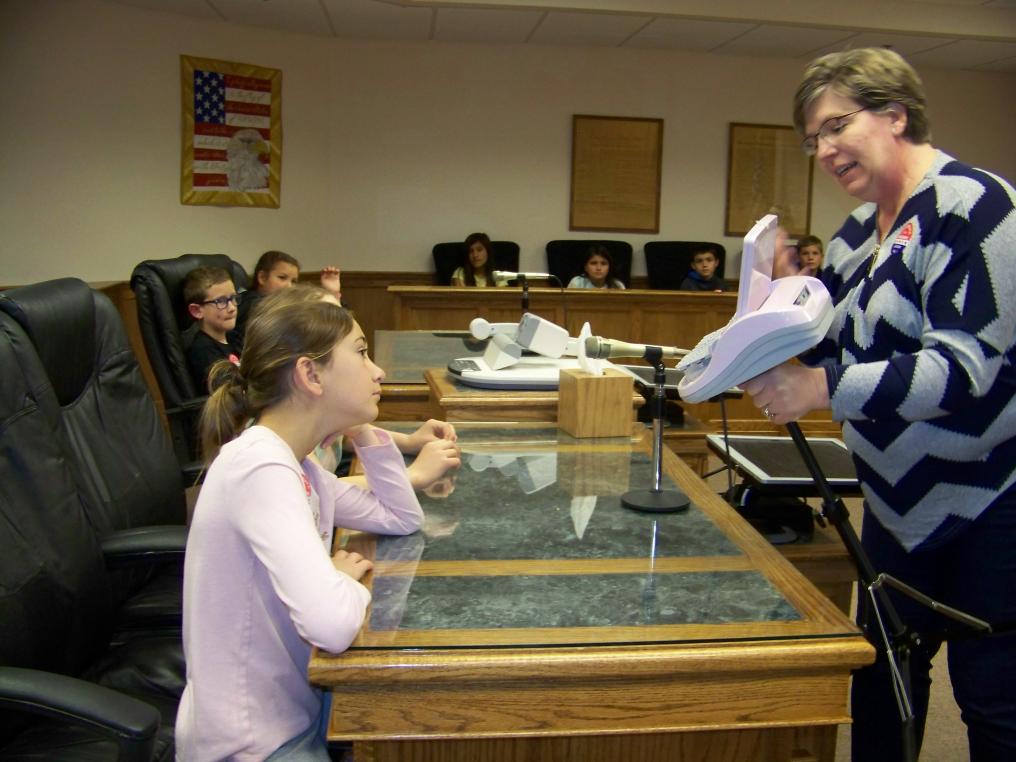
[432,241,520,285]
[545,239,632,287]
[0,305,182,761]
[0,278,187,629]
[130,254,249,468]
[644,241,726,290]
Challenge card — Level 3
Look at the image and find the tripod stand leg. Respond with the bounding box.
[784,421,919,762]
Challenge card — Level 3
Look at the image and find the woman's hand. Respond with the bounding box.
[407,438,461,490]
[741,363,830,424]
[404,419,457,454]
[772,229,808,279]
[331,548,372,581]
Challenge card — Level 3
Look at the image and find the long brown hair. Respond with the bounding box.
[462,232,496,287]
[199,293,353,462]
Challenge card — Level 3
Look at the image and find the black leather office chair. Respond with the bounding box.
[0,305,183,761]
[0,279,187,630]
[432,241,520,285]
[545,240,633,287]
[130,254,249,469]
[644,241,726,290]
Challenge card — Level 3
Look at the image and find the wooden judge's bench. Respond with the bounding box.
[385,285,839,435]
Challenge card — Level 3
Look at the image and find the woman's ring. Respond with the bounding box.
[763,406,773,420]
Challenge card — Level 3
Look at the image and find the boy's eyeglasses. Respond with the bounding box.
[200,294,240,310]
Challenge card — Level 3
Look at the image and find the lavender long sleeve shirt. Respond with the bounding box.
[176,426,423,761]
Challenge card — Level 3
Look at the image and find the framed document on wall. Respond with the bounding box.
[570,115,663,233]
[725,123,813,237]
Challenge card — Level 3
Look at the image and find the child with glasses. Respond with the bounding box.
[183,265,242,392]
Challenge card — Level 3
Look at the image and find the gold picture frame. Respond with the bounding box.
[180,55,282,208]
[570,115,663,233]
[725,123,813,237]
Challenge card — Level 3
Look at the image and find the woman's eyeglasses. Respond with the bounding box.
[200,294,240,310]
[801,107,869,155]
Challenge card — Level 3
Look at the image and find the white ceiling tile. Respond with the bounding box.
[908,38,1016,68]
[971,55,1016,71]
[89,1,1016,71]
[624,17,755,51]
[529,11,652,47]
[714,24,859,58]
[434,7,544,44]
[210,0,332,37]
[321,0,431,40]
[106,0,222,20]
[805,31,957,60]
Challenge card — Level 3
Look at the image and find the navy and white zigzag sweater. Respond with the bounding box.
[804,150,1016,551]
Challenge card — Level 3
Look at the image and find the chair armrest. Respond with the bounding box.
[101,525,187,568]
[0,667,159,762]
[182,460,205,486]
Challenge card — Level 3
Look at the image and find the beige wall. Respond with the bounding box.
[2,0,1014,284]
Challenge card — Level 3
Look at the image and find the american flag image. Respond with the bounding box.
[191,68,272,192]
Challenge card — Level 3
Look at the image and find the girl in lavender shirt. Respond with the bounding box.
[176,296,458,761]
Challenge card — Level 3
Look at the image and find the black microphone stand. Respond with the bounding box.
[518,274,529,314]
[783,421,991,762]
[622,348,690,513]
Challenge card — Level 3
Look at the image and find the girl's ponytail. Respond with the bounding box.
[199,359,251,463]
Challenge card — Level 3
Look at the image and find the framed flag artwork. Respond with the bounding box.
[180,55,282,208]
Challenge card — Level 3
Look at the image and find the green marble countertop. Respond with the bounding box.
[373,330,487,383]
[347,426,817,649]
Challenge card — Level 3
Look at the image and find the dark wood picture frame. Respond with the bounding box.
[725,123,813,237]
[570,114,663,233]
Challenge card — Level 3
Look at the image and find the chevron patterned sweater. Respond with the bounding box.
[804,151,1016,551]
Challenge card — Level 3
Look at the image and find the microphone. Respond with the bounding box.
[492,270,556,282]
[469,317,519,340]
[584,335,688,360]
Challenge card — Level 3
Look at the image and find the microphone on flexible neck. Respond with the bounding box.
[469,317,520,340]
[583,335,688,361]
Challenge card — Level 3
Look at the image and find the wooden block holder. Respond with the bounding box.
[557,367,632,439]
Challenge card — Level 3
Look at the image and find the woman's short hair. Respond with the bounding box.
[793,47,931,144]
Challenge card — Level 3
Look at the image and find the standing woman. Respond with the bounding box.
[176,297,425,760]
[451,232,499,286]
[743,48,1016,761]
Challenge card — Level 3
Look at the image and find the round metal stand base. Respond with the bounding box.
[621,489,690,513]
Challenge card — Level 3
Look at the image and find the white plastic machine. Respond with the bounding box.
[447,314,600,390]
[676,214,833,403]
